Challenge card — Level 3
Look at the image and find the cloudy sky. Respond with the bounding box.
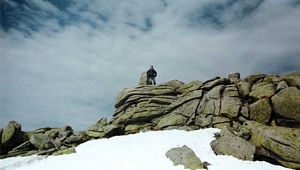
[1,0,300,130]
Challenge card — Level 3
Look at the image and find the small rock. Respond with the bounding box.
[276,81,288,91]
[166,145,204,170]
[228,72,240,83]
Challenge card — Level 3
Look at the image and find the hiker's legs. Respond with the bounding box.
[149,77,156,85]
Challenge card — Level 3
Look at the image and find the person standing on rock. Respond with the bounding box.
[146,65,157,85]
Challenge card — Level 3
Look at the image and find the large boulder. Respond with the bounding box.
[279,72,300,88]
[210,128,255,160]
[243,121,300,169]
[249,98,272,124]
[29,133,56,150]
[166,145,204,170]
[1,121,27,154]
[220,97,241,119]
[237,81,251,97]
[271,87,300,122]
[64,132,89,144]
[245,74,267,84]
[249,82,276,100]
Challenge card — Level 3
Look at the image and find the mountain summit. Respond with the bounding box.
[1,72,300,169]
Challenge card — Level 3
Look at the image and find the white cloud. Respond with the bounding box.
[0,0,299,130]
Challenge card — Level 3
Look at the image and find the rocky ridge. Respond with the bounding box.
[1,72,300,169]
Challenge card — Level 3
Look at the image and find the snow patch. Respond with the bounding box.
[0,129,291,170]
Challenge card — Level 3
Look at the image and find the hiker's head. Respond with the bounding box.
[150,65,153,69]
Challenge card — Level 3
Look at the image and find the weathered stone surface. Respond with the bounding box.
[196,85,224,115]
[157,114,188,129]
[223,85,239,97]
[249,98,272,124]
[279,72,300,88]
[30,133,55,150]
[115,85,177,108]
[201,78,229,90]
[276,81,288,91]
[249,82,276,99]
[166,145,203,170]
[162,80,184,89]
[210,128,255,160]
[228,72,240,83]
[52,147,76,156]
[139,72,148,86]
[243,121,300,169]
[195,114,213,128]
[124,123,154,134]
[240,104,249,118]
[113,102,167,125]
[64,132,89,144]
[169,99,200,118]
[1,121,21,145]
[237,81,251,97]
[245,74,267,83]
[166,90,203,113]
[212,116,231,125]
[1,121,27,154]
[178,80,203,94]
[271,87,300,122]
[163,126,197,131]
[87,124,123,138]
[220,97,241,119]
[199,99,221,116]
[263,76,279,83]
[149,96,178,105]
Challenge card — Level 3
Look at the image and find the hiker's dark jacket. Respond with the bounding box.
[146,68,157,78]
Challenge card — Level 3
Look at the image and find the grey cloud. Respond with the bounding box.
[0,0,299,130]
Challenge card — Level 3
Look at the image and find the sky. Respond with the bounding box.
[0,0,300,130]
[0,129,291,170]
